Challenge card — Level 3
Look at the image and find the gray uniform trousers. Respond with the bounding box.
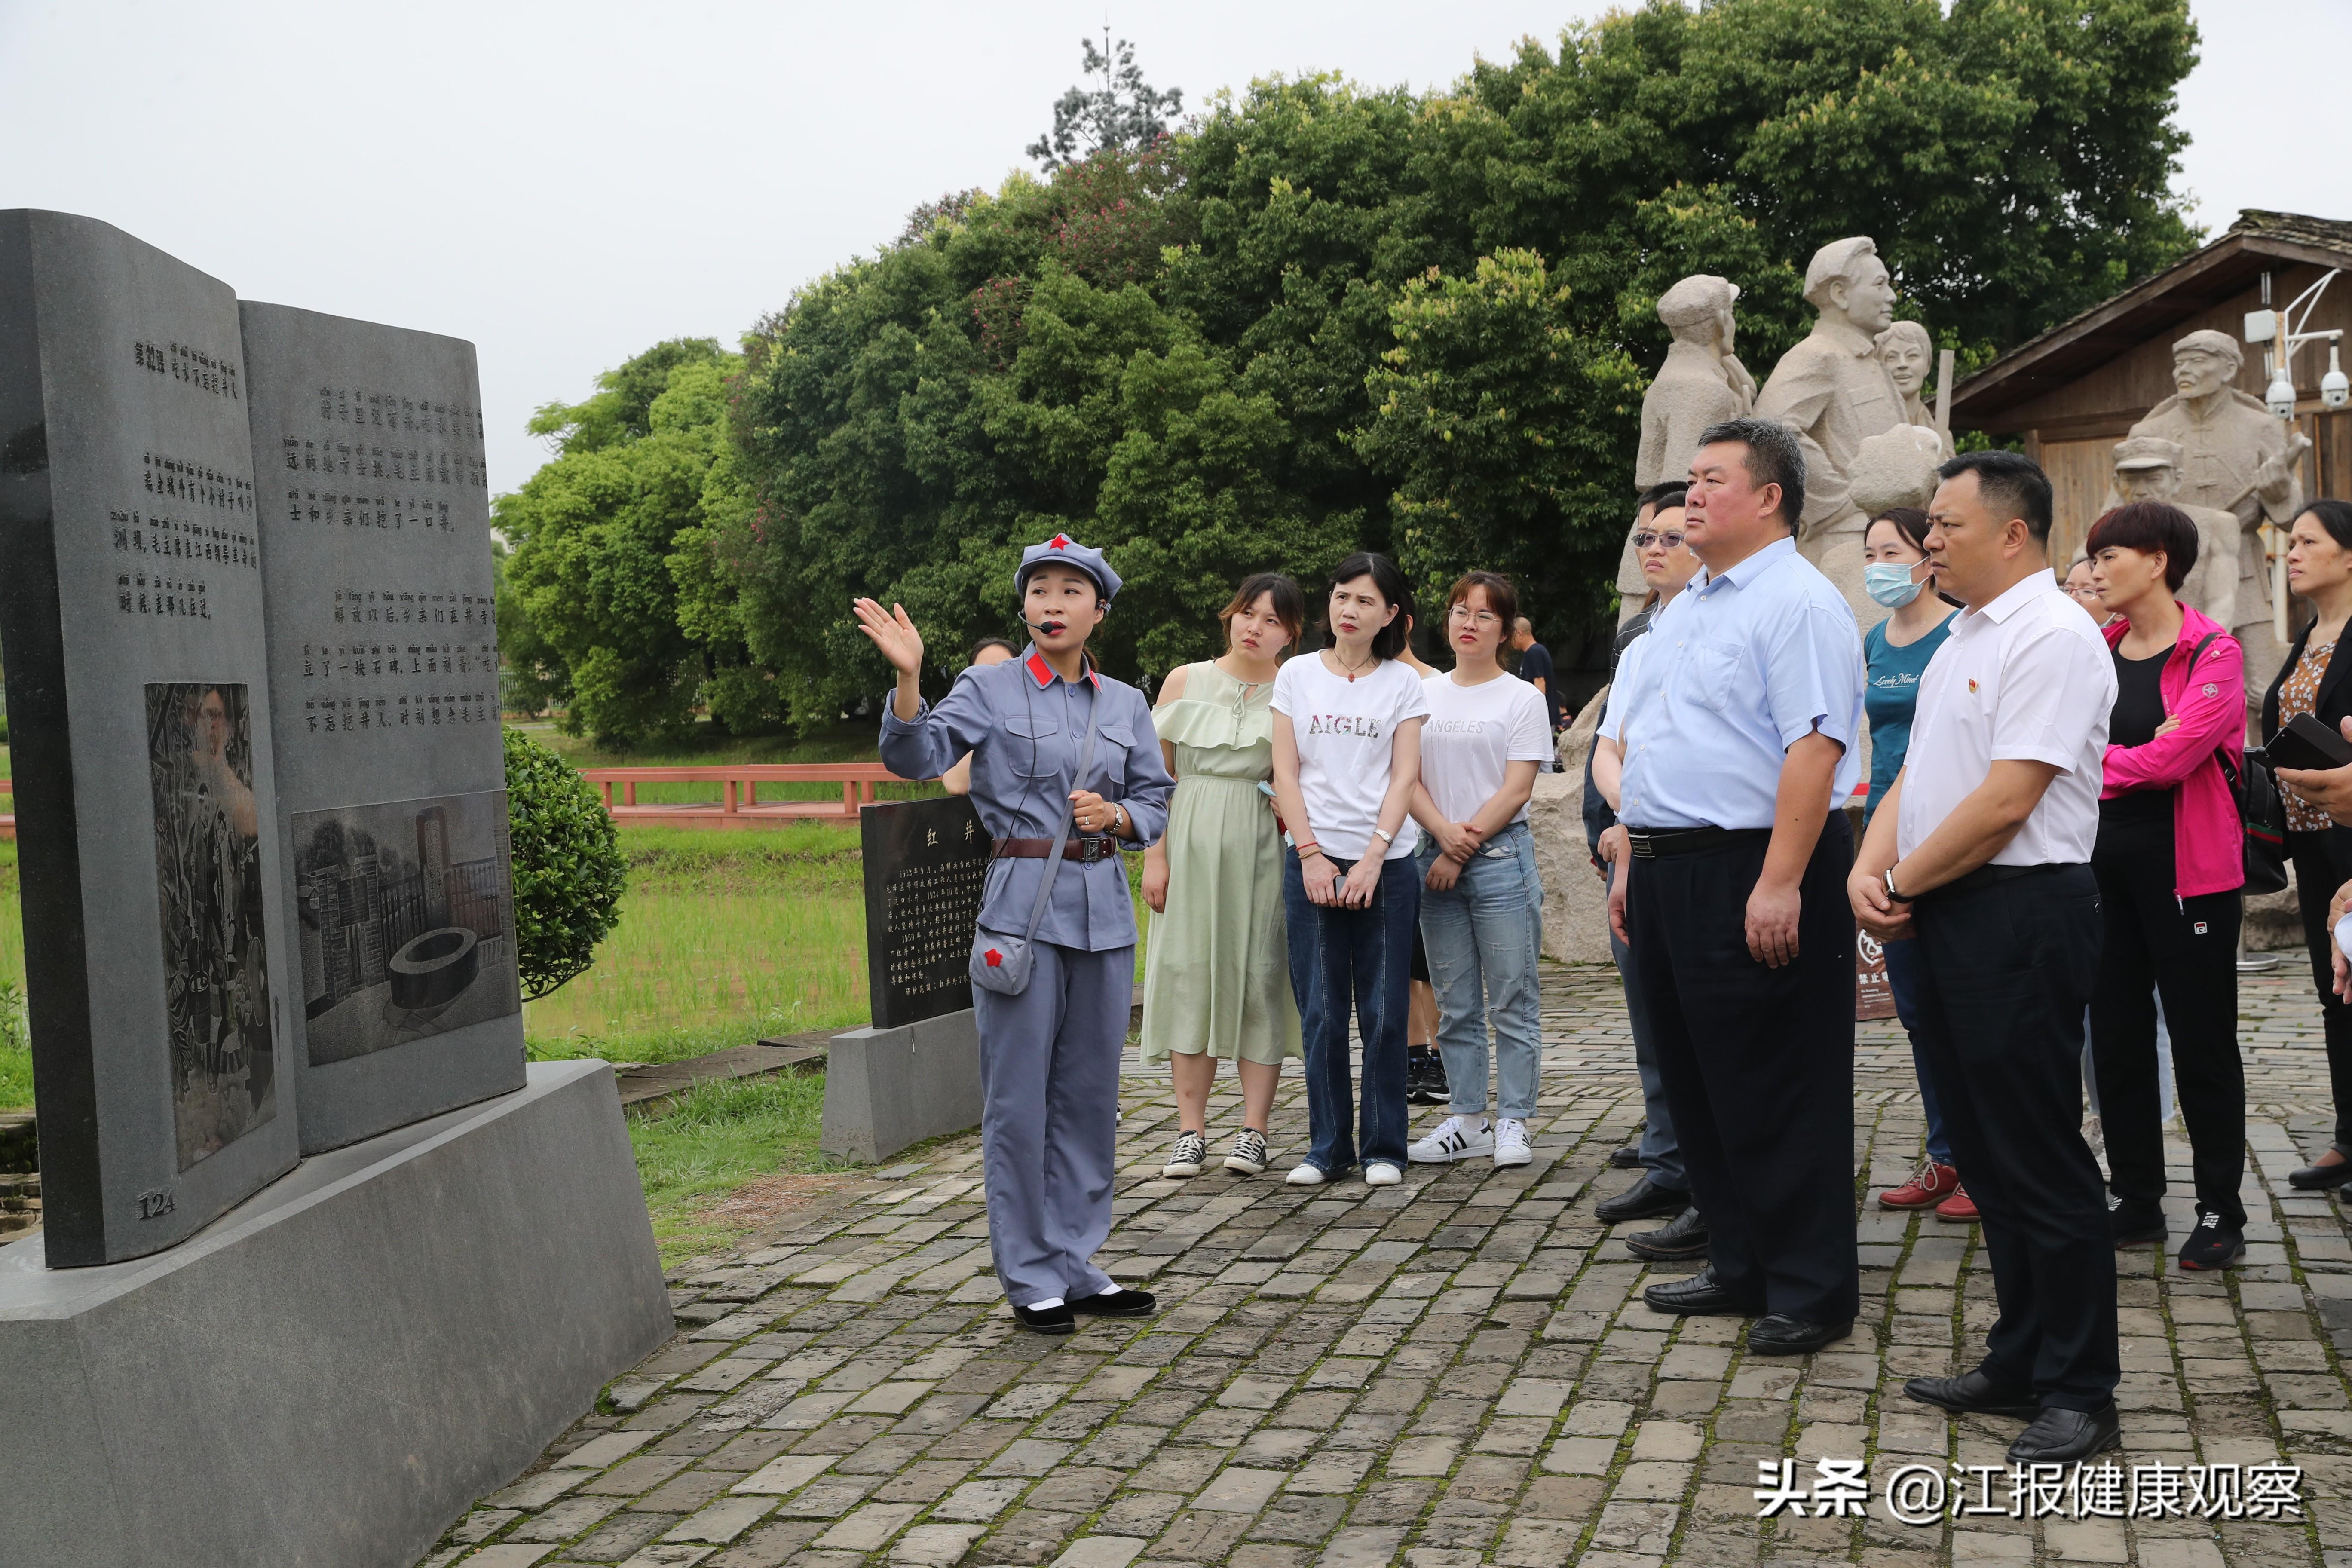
[973,940,1133,1307]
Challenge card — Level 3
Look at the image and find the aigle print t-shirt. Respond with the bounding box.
[1271,654,1430,861]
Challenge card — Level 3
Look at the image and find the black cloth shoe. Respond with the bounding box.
[1405,1047,1449,1105]
[2006,1403,2121,1464]
[1625,1205,1709,1262]
[1609,1145,1643,1169]
[2289,1156,2352,1190]
[1012,1301,1075,1335]
[1904,1369,2040,1419]
[1746,1314,1853,1355]
[2110,1202,2167,1248]
[2176,1211,2246,1271]
[1596,1173,1690,1224]
[1642,1265,1761,1317]
[1071,1287,1158,1317]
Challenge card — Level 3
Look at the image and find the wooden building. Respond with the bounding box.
[1950,209,2352,567]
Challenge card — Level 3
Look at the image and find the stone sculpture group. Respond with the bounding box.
[1629,239,2311,709]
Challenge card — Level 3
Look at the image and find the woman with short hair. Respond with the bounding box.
[2086,501,2247,1270]
[1270,552,1429,1187]
[1142,573,1307,1178]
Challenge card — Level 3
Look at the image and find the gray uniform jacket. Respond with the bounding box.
[879,647,1173,952]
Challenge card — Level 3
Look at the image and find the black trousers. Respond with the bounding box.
[2088,815,2245,1228]
[2288,830,2352,1151]
[1624,814,1859,1325]
[1912,865,2119,1412]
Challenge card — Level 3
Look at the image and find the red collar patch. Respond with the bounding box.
[1025,651,1100,689]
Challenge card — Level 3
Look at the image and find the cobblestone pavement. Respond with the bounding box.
[421,965,2352,1568]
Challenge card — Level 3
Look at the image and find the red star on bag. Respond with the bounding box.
[1048,534,1070,550]
[985,949,1003,967]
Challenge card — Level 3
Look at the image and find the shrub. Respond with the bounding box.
[504,726,627,1000]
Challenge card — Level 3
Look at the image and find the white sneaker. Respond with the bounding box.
[1224,1128,1269,1175]
[1285,1162,1327,1187]
[1408,1115,1494,1164]
[1162,1130,1207,1179]
[1493,1119,1532,1167]
[1364,1162,1403,1186]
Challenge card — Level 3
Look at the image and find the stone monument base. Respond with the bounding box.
[824,1009,984,1164]
[0,1059,670,1568]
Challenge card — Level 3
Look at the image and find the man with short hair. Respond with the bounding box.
[1511,617,1559,735]
[1607,417,1865,1355]
[1851,449,2122,1463]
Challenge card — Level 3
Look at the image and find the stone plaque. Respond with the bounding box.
[860,796,990,1029]
[239,301,522,1152]
[0,211,302,1265]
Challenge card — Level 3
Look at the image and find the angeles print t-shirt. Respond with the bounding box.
[1271,654,1430,861]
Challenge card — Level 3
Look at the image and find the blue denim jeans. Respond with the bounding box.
[1608,858,1685,1191]
[1882,937,1953,1168]
[1417,822,1544,1121]
[1283,849,1418,1174]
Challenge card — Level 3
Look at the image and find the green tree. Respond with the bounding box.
[503,727,626,1001]
[1029,32,1184,172]
[499,340,773,747]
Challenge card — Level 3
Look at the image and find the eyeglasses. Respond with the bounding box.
[2063,583,2102,600]
[1447,605,1502,626]
[1632,531,1687,549]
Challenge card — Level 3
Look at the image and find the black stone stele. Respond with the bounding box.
[0,212,301,1265]
[860,795,992,1030]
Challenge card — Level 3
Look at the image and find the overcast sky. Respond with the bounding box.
[1,0,2343,496]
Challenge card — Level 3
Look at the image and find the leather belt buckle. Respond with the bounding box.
[1627,831,1656,860]
[1078,833,1113,865]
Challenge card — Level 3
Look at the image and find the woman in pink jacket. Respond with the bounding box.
[2086,501,2248,1272]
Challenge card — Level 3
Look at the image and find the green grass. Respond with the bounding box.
[628,1071,853,1264]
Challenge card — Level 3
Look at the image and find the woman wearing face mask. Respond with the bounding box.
[1856,508,1974,1225]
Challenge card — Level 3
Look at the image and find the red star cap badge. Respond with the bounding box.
[984,949,1003,967]
[1048,534,1070,550]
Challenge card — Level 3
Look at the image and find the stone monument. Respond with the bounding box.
[2127,328,2311,707]
[1874,320,1954,459]
[2110,434,2244,631]
[821,796,989,1164]
[0,211,668,1568]
[1755,236,1907,624]
[1620,274,1753,625]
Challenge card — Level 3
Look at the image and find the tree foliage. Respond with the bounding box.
[1028,33,1184,172]
[503,726,626,1001]
[511,0,2201,732]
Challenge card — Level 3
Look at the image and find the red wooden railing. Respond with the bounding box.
[575,763,925,827]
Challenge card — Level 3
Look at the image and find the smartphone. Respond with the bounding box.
[2265,712,2352,772]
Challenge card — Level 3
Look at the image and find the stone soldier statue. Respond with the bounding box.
[2126,328,2312,706]
[1755,237,1907,622]
[1619,274,1756,625]
[2110,435,2242,631]
[1874,319,1954,459]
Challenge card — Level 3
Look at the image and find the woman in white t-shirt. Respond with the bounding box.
[1270,551,1430,1188]
[1404,572,1552,1170]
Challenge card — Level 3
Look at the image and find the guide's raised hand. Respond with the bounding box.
[851,598,925,678]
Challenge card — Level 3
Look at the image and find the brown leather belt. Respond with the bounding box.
[997,834,1123,864]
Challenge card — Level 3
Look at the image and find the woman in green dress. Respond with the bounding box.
[1142,574,1307,1177]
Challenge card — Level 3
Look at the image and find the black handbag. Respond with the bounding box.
[2186,630,2289,894]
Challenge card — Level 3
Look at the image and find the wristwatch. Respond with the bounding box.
[1883,867,1913,904]
[1373,827,1395,845]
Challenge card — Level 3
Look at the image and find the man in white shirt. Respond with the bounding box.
[1849,450,2122,1464]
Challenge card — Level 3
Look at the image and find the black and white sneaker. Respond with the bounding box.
[1224,1128,1269,1175]
[1162,1131,1207,1179]
[1408,1115,1494,1164]
[2177,1210,2246,1271]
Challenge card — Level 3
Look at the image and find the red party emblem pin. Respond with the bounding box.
[984,949,1003,967]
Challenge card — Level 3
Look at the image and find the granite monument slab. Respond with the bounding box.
[860,793,990,1030]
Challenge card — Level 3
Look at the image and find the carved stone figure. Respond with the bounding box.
[2108,435,2242,631]
[1874,320,1953,459]
[1620,275,1755,625]
[1754,236,1907,625]
[1848,425,1946,520]
[2126,329,2312,706]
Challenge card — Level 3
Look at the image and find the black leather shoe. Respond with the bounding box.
[1012,1301,1075,1335]
[2006,1403,2121,1464]
[1071,1287,1157,1317]
[1597,1173,1690,1224]
[1904,1369,2040,1419]
[1746,1314,1853,1355]
[1610,1145,1643,1170]
[1625,1205,1710,1262]
[1642,1265,1761,1317]
[2289,1156,2352,1190]
[2110,1202,2167,1248]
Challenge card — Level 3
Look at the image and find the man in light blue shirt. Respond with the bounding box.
[1602,416,1866,1357]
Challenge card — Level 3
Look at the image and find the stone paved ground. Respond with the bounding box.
[420,965,2352,1568]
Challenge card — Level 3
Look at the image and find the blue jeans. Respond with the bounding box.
[1608,858,1685,1191]
[1417,823,1544,1121]
[1883,937,1953,1168]
[1283,849,1418,1174]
